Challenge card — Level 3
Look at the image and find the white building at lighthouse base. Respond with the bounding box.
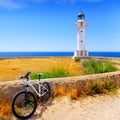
[74,50,88,58]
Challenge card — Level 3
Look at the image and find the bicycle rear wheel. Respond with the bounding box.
[41,82,51,103]
[12,91,37,119]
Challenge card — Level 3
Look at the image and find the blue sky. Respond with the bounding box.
[0,0,120,52]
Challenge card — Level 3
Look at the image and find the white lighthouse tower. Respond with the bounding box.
[74,11,88,57]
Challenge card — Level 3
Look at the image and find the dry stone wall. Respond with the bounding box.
[1,71,120,99]
[0,71,120,118]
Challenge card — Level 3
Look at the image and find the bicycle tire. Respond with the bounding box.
[41,82,51,103]
[12,91,37,119]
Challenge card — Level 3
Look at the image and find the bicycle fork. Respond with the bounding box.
[25,85,29,104]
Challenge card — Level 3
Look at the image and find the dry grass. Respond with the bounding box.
[0,99,12,118]
[52,86,78,100]
[52,77,118,101]
[0,90,12,119]
[0,57,83,118]
[0,57,119,118]
[0,57,83,82]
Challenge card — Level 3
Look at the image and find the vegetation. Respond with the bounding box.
[83,58,118,74]
[30,58,118,80]
[85,79,117,96]
[0,57,82,82]
[53,78,118,100]
[0,57,119,118]
[30,68,69,79]
[0,96,12,118]
[74,57,80,62]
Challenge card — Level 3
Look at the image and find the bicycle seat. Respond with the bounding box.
[38,73,43,76]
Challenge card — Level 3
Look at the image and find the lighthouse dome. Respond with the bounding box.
[78,11,85,20]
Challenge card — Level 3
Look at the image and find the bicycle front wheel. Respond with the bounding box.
[12,91,37,119]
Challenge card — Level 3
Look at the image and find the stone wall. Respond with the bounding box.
[49,71,120,98]
[1,71,120,100]
[0,71,120,118]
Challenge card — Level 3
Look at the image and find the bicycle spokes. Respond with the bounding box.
[12,91,37,119]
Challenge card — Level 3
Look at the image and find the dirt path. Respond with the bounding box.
[24,91,120,120]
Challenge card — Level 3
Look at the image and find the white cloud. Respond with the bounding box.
[0,0,24,9]
[0,0,27,9]
[0,0,48,10]
[0,0,104,10]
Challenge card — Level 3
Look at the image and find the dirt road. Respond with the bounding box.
[26,91,120,120]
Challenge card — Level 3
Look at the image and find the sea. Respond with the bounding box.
[0,52,120,58]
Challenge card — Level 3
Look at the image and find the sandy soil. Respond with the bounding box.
[25,91,120,120]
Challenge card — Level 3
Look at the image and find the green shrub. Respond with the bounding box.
[74,57,80,62]
[83,58,118,74]
[85,81,103,95]
[103,62,118,72]
[30,68,69,80]
[30,73,39,80]
[104,80,117,93]
[85,79,117,96]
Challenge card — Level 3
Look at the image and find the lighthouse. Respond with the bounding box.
[74,11,88,57]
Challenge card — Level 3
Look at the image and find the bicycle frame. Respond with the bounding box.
[24,80,48,97]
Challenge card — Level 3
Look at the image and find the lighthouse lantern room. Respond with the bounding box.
[74,11,88,57]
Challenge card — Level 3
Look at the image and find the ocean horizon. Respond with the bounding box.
[0,52,120,58]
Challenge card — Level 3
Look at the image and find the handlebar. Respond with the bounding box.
[20,72,31,79]
[19,72,43,81]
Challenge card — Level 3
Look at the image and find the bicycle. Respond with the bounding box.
[11,72,51,119]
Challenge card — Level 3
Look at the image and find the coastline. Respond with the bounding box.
[0,55,120,60]
[0,56,72,59]
[0,51,120,58]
